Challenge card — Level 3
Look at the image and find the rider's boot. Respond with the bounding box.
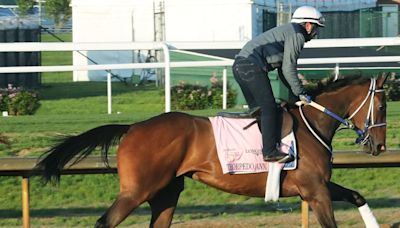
[263,147,293,163]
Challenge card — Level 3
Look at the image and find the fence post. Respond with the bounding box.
[334,63,340,80]
[107,72,112,114]
[161,43,171,112]
[223,67,227,110]
[22,176,30,228]
[302,201,309,228]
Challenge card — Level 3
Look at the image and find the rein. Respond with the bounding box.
[296,78,386,152]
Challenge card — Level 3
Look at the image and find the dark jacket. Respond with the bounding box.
[237,23,308,96]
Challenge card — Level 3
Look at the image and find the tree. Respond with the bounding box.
[45,0,71,28]
[16,0,35,16]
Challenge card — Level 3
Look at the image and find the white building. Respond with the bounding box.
[71,0,377,81]
[71,0,154,81]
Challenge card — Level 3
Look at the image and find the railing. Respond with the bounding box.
[0,42,171,113]
[1,37,400,113]
[0,150,399,228]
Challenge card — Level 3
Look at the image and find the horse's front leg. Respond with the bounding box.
[328,181,379,228]
[302,183,337,228]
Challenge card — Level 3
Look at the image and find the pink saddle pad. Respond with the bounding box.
[209,116,297,174]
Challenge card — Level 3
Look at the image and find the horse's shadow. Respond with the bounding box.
[391,222,400,228]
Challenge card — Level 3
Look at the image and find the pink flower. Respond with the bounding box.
[210,74,218,85]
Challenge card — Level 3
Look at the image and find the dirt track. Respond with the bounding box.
[171,209,399,227]
[128,208,400,228]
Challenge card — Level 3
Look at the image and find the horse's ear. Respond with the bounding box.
[376,72,390,88]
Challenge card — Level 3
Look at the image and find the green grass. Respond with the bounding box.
[0,169,398,227]
[0,166,398,227]
[38,82,165,114]
[40,33,73,84]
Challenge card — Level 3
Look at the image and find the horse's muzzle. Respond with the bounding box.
[364,139,386,156]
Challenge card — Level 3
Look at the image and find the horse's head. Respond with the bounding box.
[348,73,389,156]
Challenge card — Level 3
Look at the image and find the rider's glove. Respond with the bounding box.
[299,94,312,104]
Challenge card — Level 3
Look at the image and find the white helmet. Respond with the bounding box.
[291,6,325,27]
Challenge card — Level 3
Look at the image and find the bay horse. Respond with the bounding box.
[35,74,388,228]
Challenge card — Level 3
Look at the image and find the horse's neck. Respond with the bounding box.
[309,86,360,144]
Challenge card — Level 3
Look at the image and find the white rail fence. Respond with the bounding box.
[0,37,400,113]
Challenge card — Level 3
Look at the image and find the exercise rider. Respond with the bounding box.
[232,6,325,163]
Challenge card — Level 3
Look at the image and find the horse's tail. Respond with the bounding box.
[35,124,130,184]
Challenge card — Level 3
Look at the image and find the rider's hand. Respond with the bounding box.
[299,94,312,104]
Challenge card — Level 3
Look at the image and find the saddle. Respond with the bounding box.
[217,104,294,139]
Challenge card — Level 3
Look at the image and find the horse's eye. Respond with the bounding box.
[378,105,385,111]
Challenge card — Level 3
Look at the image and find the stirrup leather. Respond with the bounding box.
[217,107,261,119]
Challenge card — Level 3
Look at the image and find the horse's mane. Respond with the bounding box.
[307,74,370,97]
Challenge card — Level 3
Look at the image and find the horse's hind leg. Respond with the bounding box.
[328,181,379,227]
[148,176,184,228]
[95,191,144,228]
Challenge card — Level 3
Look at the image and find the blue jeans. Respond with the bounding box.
[232,57,278,154]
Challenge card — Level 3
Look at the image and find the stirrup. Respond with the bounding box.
[277,154,294,163]
[264,154,293,163]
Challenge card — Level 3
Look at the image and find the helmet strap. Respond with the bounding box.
[310,24,318,39]
[303,22,318,41]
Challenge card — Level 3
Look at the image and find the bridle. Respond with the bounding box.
[346,78,386,145]
[298,78,386,153]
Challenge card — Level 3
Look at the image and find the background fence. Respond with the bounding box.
[264,4,399,38]
[1,37,400,112]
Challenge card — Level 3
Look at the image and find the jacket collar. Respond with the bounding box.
[292,23,312,42]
